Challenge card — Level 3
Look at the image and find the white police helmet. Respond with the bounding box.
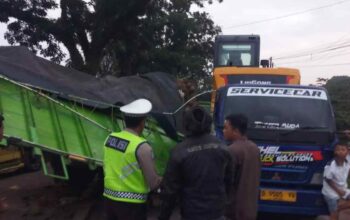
[120,99,152,117]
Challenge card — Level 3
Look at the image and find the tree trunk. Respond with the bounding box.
[84,49,103,75]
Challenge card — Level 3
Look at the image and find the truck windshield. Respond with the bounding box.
[222,87,334,131]
[218,43,254,66]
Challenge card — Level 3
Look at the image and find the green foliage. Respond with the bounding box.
[0,0,222,79]
[324,76,350,130]
[101,0,222,79]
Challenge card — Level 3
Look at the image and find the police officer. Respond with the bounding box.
[103,99,161,220]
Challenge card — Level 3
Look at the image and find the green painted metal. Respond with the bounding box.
[0,75,179,178]
[40,149,69,180]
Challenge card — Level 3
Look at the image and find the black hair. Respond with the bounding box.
[335,140,349,148]
[183,105,212,136]
[225,114,248,135]
[124,115,145,128]
[0,114,3,128]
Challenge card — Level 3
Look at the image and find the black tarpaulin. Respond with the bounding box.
[0,46,183,139]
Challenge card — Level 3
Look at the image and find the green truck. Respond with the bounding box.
[0,46,183,181]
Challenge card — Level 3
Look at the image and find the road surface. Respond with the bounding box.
[1,171,350,220]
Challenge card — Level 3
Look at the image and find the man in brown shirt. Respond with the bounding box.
[223,114,261,220]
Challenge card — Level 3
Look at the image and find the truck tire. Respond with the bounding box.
[66,162,98,193]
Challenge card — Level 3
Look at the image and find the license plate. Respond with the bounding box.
[260,189,297,202]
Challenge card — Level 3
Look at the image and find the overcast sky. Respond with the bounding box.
[1,0,349,84]
[202,0,350,84]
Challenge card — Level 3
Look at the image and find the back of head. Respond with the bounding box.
[120,98,151,130]
[225,114,248,135]
[124,116,145,129]
[183,105,212,136]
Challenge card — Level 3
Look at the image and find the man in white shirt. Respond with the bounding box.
[322,141,350,220]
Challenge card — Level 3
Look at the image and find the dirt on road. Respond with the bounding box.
[0,171,102,220]
[1,171,350,220]
[0,171,180,220]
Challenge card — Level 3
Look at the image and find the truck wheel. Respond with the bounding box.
[66,162,98,193]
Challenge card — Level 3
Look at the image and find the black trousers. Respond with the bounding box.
[104,198,147,220]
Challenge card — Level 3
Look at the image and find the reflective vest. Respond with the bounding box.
[103,130,149,203]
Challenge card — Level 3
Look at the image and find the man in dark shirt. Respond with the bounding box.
[223,114,261,220]
[159,106,233,220]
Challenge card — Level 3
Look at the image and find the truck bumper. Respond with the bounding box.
[258,187,328,216]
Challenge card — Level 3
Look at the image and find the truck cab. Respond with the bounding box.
[213,35,300,88]
[211,35,301,111]
[214,35,260,67]
[214,84,336,215]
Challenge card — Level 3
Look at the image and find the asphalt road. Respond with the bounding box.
[1,171,350,220]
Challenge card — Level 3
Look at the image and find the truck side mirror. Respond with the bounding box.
[261,60,269,68]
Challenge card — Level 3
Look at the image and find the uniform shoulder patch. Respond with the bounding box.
[105,136,130,153]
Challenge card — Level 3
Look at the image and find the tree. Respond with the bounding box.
[93,0,222,79]
[0,0,154,74]
[0,0,222,78]
[324,76,350,130]
[137,0,221,79]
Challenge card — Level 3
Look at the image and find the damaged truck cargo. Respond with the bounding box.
[0,46,183,181]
